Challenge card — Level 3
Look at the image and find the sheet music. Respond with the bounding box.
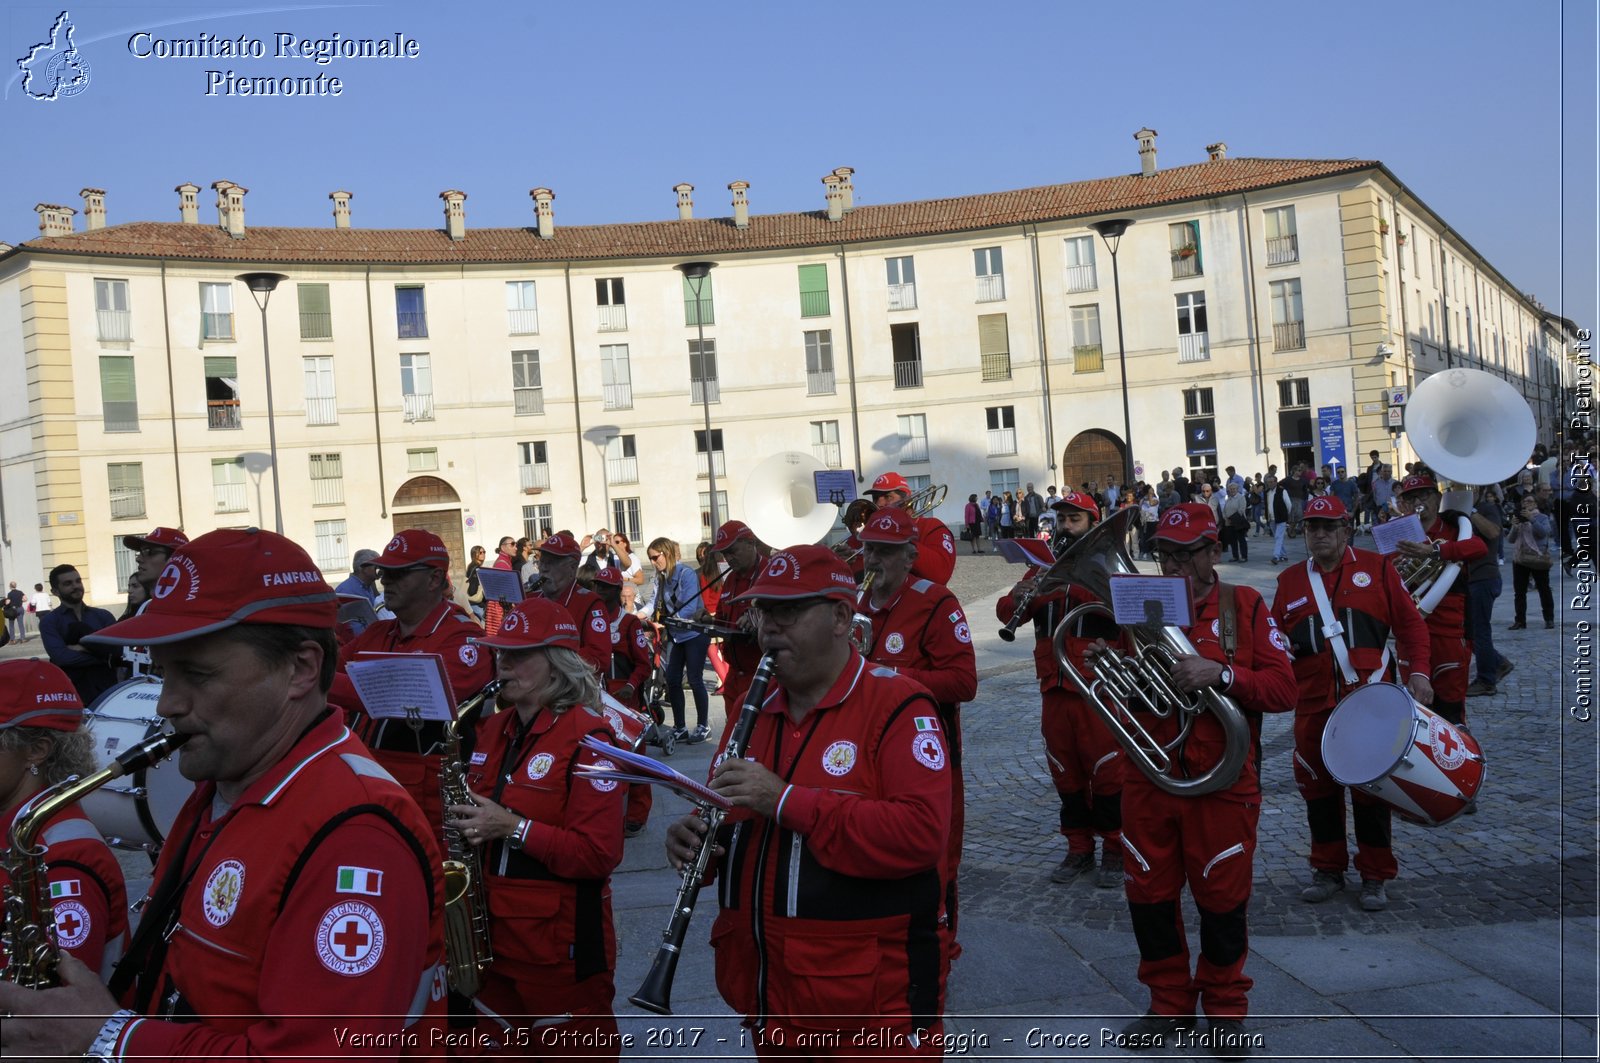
[1371,514,1426,556]
[477,567,524,604]
[1109,574,1193,628]
[575,735,732,811]
[345,652,456,722]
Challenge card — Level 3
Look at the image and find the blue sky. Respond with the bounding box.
[3,0,1595,331]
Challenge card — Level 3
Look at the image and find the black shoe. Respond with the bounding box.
[1206,1018,1254,1060]
[685,725,710,744]
[1509,620,1526,630]
[1049,851,1094,884]
[1497,660,1516,682]
[1465,679,1496,698]
[1119,1013,1193,1049]
[1546,619,1556,629]
[623,820,645,838]
[1096,847,1124,889]
[669,727,689,742]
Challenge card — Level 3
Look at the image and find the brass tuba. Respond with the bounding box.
[439,680,501,998]
[1048,508,1252,796]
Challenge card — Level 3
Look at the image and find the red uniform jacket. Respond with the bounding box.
[0,803,127,980]
[708,655,950,1035]
[543,583,612,678]
[464,703,623,984]
[1407,513,1488,636]
[714,557,768,706]
[996,575,1124,692]
[602,603,653,706]
[911,516,956,585]
[115,714,446,1060]
[1272,548,1433,714]
[861,576,977,708]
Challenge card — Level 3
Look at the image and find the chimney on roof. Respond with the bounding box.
[80,188,106,230]
[674,183,694,221]
[823,174,844,222]
[440,189,467,241]
[530,188,555,239]
[176,183,200,224]
[832,167,855,212]
[34,204,75,237]
[1135,127,1158,177]
[728,181,750,229]
[212,180,246,239]
[330,190,352,228]
[1206,141,1228,162]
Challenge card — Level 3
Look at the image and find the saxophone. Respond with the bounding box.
[440,680,500,998]
[2,729,189,988]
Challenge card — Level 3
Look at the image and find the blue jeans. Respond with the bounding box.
[1273,522,1288,560]
[666,631,711,730]
[1467,577,1504,684]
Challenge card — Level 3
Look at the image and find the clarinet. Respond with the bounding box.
[629,652,775,1016]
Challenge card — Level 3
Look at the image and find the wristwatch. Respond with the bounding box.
[1217,666,1235,690]
[506,817,531,850]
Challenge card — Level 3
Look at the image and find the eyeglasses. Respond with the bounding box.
[1152,545,1209,565]
[751,598,831,628]
[135,547,167,558]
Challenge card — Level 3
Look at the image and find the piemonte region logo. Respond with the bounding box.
[18,11,91,101]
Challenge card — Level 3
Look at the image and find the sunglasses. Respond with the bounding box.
[751,598,832,628]
[1152,545,1209,565]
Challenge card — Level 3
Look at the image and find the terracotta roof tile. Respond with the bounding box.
[10,157,1376,266]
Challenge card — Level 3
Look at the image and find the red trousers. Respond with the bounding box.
[465,966,620,1059]
[1429,632,1471,726]
[1120,784,1258,1020]
[1293,710,1397,881]
[1040,688,1122,853]
[751,1020,943,1060]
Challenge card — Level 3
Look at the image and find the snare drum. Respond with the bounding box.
[598,691,650,753]
[1321,682,1485,826]
[80,678,193,850]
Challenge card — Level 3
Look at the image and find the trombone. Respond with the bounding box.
[836,483,948,567]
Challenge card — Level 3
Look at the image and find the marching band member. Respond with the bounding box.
[665,545,951,1057]
[118,526,188,678]
[451,598,625,1057]
[837,498,878,581]
[483,536,518,636]
[1391,473,1489,727]
[856,506,976,941]
[591,566,655,835]
[710,519,769,714]
[328,530,495,837]
[866,472,957,585]
[995,491,1126,887]
[0,661,128,979]
[1114,504,1296,1058]
[1,529,447,1060]
[1271,496,1433,913]
[531,533,612,679]
[648,537,714,744]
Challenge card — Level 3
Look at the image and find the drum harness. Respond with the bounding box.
[1305,559,1391,696]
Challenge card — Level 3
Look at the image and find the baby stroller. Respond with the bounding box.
[639,630,677,756]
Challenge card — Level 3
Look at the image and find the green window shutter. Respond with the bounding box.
[682,275,714,326]
[298,283,330,315]
[203,356,237,378]
[99,357,136,401]
[798,264,830,317]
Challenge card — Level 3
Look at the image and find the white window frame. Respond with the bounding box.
[1063,236,1098,292]
[974,246,1005,302]
[898,413,929,464]
[505,280,539,334]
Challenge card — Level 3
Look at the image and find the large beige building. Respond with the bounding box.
[0,132,1581,602]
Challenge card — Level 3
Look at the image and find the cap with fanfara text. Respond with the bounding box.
[867,472,911,496]
[1152,503,1219,545]
[471,597,581,650]
[856,506,916,545]
[0,660,84,732]
[122,526,189,553]
[733,544,858,603]
[373,529,450,571]
[87,528,338,646]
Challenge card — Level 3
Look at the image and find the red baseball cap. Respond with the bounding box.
[122,526,189,553]
[1152,503,1219,545]
[1051,490,1101,520]
[471,597,581,651]
[591,566,624,588]
[87,528,338,646]
[1302,496,1350,522]
[374,529,450,571]
[733,544,858,603]
[856,506,916,545]
[712,520,755,553]
[0,661,84,732]
[867,472,911,497]
[1399,473,1439,495]
[538,532,582,558]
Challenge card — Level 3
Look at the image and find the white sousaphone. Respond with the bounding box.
[742,451,842,546]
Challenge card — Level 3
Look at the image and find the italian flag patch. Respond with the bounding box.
[914,716,939,732]
[49,879,82,899]
[336,866,383,897]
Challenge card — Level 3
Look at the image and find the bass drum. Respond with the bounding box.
[81,678,193,851]
[598,690,649,753]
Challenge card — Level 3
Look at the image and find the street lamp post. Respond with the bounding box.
[677,261,720,532]
[237,272,290,534]
[1089,220,1136,490]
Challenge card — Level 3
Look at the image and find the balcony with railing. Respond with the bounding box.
[691,378,720,405]
[402,392,435,422]
[214,482,247,514]
[1171,251,1202,279]
[514,387,544,416]
[507,308,539,335]
[975,274,1005,303]
[208,400,242,430]
[102,402,139,433]
[597,304,627,332]
[202,313,233,341]
[987,427,1018,456]
[1177,332,1211,363]
[109,486,145,520]
[1273,320,1306,351]
[893,358,923,389]
[807,369,835,395]
[520,463,551,492]
[696,452,727,479]
[299,312,332,340]
[606,455,638,485]
[1073,344,1104,373]
[800,290,830,318]
[1266,234,1299,266]
[306,397,337,425]
[602,382,632,410]
[980,351,1011,382]
[887,282,917,311]
[98,309,131,342]
[1064,264,1098,292]
[900,437,929,463]
[397,311,428,339]
[812,441,842,468]
[310,477,344,507]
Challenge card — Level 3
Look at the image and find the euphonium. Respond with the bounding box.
[1047,508,1251,797]
[440,680,501,998]
[2,729,189,988]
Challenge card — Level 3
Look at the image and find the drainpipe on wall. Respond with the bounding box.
[1239,192,1268,460]
[159,259,185,529]
[1026,224,1055,471]
[364,265,388,518]
[1439,242,1453,370]
[564,262,588,506]
[836,245,863,483]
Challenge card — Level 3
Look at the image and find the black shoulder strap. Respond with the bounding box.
[277,803,436,918]
[1215,581,1239,662]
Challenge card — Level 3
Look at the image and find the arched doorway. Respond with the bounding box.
[391,476,465,572]
[1060,430,1127,495]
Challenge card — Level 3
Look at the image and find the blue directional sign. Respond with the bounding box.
[1317,406,1347,469]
